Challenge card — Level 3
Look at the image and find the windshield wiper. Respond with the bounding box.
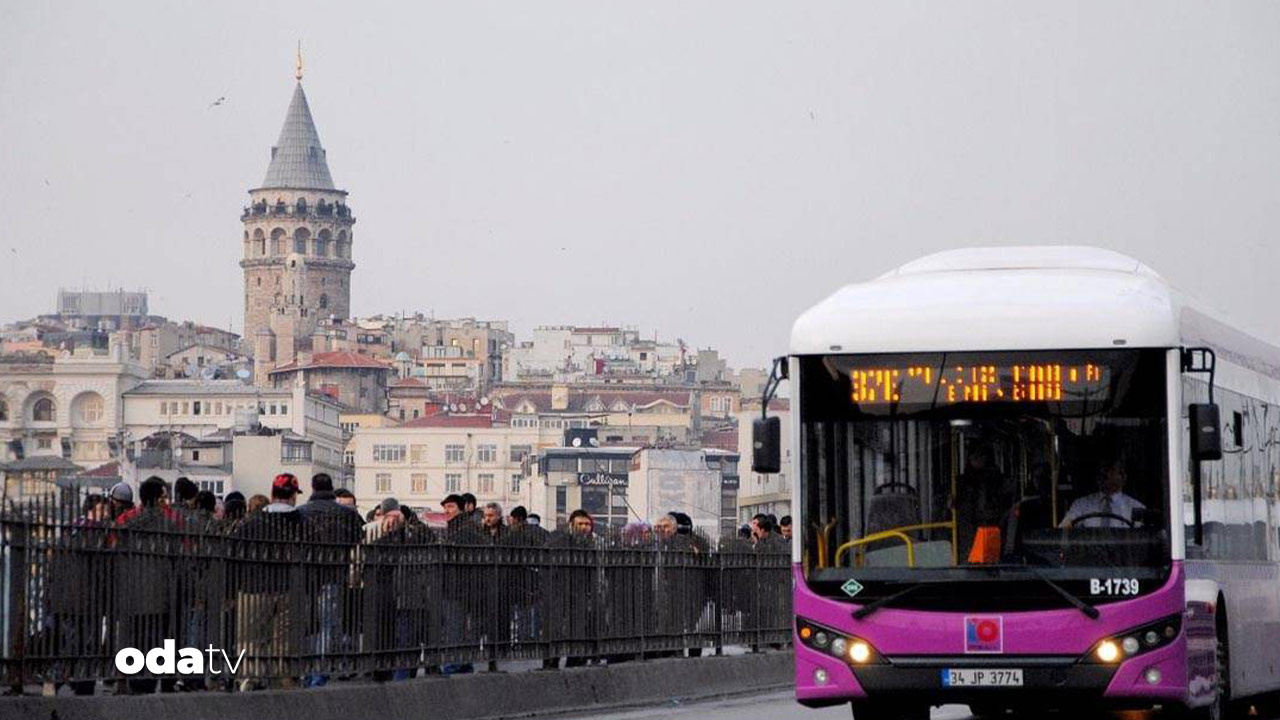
[1011,567,1100,620]
[852,582,926,620]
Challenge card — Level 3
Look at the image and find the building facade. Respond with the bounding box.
[242,75,356,381]
[0,344,147,467]
[349,417,539,517]
[267,351,394,414]
[526,443,737,541]
[121,378,345,484]
[54,289,152,330]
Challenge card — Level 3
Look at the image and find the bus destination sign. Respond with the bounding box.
[849,361,1111,405]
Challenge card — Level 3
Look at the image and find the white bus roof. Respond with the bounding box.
[790,246,1278,369]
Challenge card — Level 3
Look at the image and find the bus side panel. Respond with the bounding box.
[1187,559,1280,700]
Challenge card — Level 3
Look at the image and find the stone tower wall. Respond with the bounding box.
[240,188,355,357]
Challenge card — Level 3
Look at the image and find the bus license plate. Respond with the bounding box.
[941,669,1023,687]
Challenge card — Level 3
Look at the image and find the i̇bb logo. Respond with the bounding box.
[964,616,1003,654]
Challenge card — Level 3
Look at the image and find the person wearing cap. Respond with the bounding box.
[363,497,404,543]
[440,493,479,543]
[230,473,305,689]
[436,493,478,676]
[107,482,134,521]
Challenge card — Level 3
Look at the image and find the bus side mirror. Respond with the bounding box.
[1189,404,1222,462]
[752,416,781,474]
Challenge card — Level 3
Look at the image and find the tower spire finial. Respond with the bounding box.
[295,41,303,82]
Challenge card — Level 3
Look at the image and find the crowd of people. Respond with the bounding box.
[28,473,791,696]
[79,474,794,553]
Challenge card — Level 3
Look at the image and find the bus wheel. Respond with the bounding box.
[850,702,928,720]
[1192,608,1231,720]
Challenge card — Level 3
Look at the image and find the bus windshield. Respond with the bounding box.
[799,349,1171,607]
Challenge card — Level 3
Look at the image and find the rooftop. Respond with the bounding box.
[125,380,287,397]
[400,414,498,429]
[1,456,82,473]
[269,351,393,374]
[259,83,336,191]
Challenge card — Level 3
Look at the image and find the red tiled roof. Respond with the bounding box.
[391,377,427,388]
[401,414,497,429]
[702,429,739,452]
[269,351,393,374]
[81,461,121,478]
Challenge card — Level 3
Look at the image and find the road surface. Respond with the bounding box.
[552,691,1280,720]
[549,691,975,720]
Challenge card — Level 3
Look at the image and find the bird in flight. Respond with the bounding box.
[209,96,227,108]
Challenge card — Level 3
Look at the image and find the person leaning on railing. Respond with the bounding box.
[113,477,183,694]
[296,474,363,688]
[229,473,305,690]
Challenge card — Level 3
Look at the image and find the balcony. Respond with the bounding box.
[242,202,355,222]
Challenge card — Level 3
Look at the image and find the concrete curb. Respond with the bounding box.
[0,652,795,720]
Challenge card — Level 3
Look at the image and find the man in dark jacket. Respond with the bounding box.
[297,474,362,687]
[461,492,483,524]
[505,505,549,547]
[481,502,505,543]
[297,474,362,535]
[440,494,481,543]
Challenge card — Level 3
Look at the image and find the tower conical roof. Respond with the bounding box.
[261,83,336,190]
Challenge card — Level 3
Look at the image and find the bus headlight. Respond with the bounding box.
[1096,640,1121,663]
[849,640,872,664]
[796,619,884,666]
[1087,615,1182,664]
[830,637,848,658]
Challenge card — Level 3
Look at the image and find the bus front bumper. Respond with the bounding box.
[796,640,1188,709]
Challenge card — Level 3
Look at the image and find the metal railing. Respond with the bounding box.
[0,501,791,690]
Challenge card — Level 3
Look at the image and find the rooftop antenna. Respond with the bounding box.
[295,41,304,82]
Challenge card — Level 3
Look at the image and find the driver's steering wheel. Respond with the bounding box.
[1066,512,1135,528]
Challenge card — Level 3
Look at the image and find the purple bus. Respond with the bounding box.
[754,248,1280,719]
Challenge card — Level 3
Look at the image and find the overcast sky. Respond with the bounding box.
[3,2,1279,369]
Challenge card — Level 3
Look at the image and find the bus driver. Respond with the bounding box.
[1059,460,1145,529]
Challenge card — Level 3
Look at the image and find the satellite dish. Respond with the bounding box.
[185,362,201,378]
[235,369,252,381]
[200,366,219,381]
[459,403,468,412]
[449,404,458,412]
[589,437,600,447]
[571,437,582,447]
[480,397,490,406]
